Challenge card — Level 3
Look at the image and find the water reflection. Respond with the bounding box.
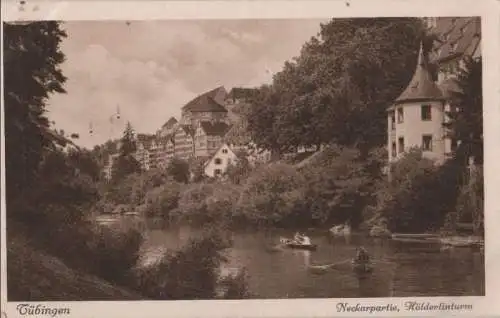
[98,218,485,298]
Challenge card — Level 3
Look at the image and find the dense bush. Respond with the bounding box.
[134,232,231,300]
[167,157,190,183]
[175,182,240,225]
[236,163,305,226]
[86,226,144,287]
[368,149,462,233]
[225,154,252,185]
[220,268,252,299]
[455,167,484,235]
[144,182,182,218]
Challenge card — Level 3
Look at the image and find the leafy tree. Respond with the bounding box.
[3,21,67,214]
[245,18,426,157]
[67,149,102,182]
[145,182,182,218]
[135,233,230,300]
[298,145,374,227]
[370,149,461,233]
[167,157,190,184]
[188,157,207,183]
[455,167,483,235]
[444,57,483,165]
[237,164,306,226]
[225,153,251,185]
[245,85,284,159]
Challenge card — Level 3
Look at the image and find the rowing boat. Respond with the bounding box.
[279,237,317,251]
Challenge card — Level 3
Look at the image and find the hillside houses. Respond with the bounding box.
[103,86,266,179]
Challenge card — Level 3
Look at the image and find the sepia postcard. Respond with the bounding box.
[1,0,499,317]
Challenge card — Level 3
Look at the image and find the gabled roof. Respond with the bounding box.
[395,44,444,104]
[199,121,232,137]
[204,143,238,168]
[182,86,228,112]
[430,17,481,64]
[162,117,178,129]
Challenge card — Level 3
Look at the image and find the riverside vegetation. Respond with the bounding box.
[5,18,483,300]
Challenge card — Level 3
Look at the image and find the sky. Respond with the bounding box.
[46,19,327,149]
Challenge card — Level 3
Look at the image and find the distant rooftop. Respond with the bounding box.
[182,86,228,113]
[162,117,178,129]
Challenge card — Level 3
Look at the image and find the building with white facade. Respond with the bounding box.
[387,17,481,165]
[388,44,448,164]
[204,143,239,178]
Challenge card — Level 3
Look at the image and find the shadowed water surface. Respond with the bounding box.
[107,217,484,298]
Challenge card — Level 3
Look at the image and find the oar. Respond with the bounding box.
[308,259,351,272]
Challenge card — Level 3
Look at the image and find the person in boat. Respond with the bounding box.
[355,247,370,264]
[294,232,303,243]
[352,247,372,274]
[301,234,311,245]
[293,232,311,245]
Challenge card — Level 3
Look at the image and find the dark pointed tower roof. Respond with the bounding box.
[395,43,444,104]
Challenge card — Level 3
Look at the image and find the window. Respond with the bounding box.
[222,149,228,154]
[421,104,432,121]
[397,108,404,124]
[390,111,396,130]
[391,142,397,158]
[214,158,222,165]
[398,137,405,154]
[227,158,232,165]
[451,139,458,152]
[214,169,222,176]
[422,135,433,151]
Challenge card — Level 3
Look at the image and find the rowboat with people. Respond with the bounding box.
[308,247,374,275]
[279,233,317,251]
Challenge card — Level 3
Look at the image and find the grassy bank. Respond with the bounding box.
[7,232,143,301]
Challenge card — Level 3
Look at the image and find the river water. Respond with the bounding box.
[99,216,485,298]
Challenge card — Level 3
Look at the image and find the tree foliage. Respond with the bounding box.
[4,21,68,210]
[135,233,230,300]
[369,149,462,233]
[444,57,483,165]
[167,157,190,184]
[112,122,141,182]
[245,18,426,156]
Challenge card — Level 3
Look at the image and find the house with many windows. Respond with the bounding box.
[387,17,481,165]
[387,44,447,164]
[194,121,232,158]
[173,125,195,161]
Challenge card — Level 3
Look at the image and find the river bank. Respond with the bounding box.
[7,232,143,301]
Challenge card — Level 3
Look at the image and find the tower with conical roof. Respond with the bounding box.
[387,43,449,164]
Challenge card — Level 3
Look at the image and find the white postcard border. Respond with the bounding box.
[1,0,499,317]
